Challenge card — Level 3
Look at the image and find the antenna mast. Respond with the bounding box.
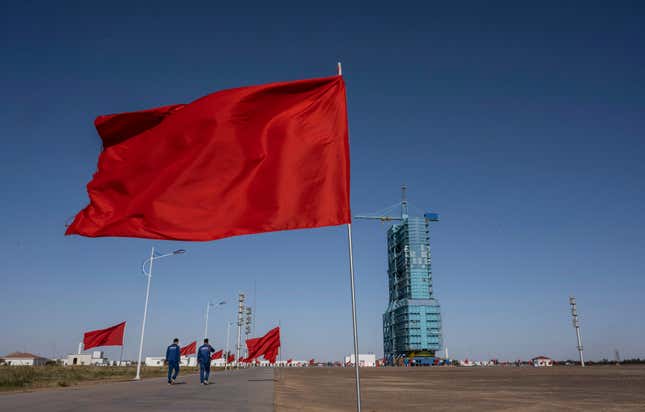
[401,184,408,219]
[569,296,585,367]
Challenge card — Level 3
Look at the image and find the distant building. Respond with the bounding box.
[145,357,165,367]
[146,356,198,367]
[2,352,49,366]
[180,356,197,367]
[532,356,553,367]
[344,354,376,367]
[63,351,108,366]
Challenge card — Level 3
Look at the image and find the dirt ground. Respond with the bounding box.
[274,365,645,411]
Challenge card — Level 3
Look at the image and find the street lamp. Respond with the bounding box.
[204,299,226,339]
[134,247,185,380]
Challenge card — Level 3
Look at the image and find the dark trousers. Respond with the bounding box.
[199,362,211,383]
[167,361,180,382]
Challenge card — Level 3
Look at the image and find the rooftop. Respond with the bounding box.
[3,352,48,359]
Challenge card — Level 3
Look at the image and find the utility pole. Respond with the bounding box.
[236,293,245,368]
[569,296,585,367]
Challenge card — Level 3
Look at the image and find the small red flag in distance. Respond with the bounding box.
[180,341,196,356]
[83,321,126,350]
[66,76,350,241]
[211,350,224,360]
[227,354,235,363]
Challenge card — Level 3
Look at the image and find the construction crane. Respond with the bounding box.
[354,185,439,223]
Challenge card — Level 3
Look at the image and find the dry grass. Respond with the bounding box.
[0,365,182,392]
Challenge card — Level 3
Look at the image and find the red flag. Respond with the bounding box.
[227,354,235,363]
[83,321,126,350]
[287,359,293,364]
[66,76,350,241]
[211,350,223,360]
[180,341,196,356]
[245,326,280,363]
[309,358,315,366]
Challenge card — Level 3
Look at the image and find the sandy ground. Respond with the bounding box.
[274,365,645,411]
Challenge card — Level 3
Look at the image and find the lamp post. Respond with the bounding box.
[204,300,226,339]
[134,247,185,380]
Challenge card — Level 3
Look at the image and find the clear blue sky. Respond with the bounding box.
[1,1,643,362]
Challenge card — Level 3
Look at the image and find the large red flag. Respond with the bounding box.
[245,326,280,363]
[83,321,126,350]
[211,350,224,360]
[66,76,350,241]
[180,341,196,356]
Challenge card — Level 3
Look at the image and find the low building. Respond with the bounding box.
[180,356,197,367]
[532,356,553,367]
[145,357,165,367]
[63,351,109,366]
[344,354,376,367]
[2,352,49,366]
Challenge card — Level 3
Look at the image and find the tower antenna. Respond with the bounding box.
[401,184,408,219]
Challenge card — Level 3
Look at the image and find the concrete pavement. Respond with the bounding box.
[0,367,275,411]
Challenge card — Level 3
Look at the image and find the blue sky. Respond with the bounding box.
[1,2,643,362]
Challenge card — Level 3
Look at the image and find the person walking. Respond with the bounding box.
[197,338,215,385]
[166,338,181,384]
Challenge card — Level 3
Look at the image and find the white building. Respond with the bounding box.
[344,354,376,367]
[532,356,554,367]
[145,356,165,367]
[63,351,109,366]
[180,356,197,367]
[146,356,200,367]
[2,352,49,366]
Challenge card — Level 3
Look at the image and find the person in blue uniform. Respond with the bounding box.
[197,338,215,385]
[165,338,181,384]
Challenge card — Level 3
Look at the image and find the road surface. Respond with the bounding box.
[0,367,274,411]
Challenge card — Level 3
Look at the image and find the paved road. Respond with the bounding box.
[0,368,274,411]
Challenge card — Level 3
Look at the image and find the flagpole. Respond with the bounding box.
[204,302,210,339]
[119,323,126,366]
[346,223,362,411]
[135,246,154,380]
[340,59,363,412]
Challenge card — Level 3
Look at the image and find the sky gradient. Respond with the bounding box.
[1,1,644,362]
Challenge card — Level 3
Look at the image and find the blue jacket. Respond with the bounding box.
[166,343,181,363]
[197,344,214,364]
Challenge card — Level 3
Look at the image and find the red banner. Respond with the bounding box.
[180,341,196,356]
[83,321,126,350]
[227,354,235,363]
[211,350,224,360]
[66,76,350,241]
[245,326,280,364]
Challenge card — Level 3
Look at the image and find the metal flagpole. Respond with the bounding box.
[119,323,126,366]
[341,58,362,412]
[204,302,210,339]
[135,247,154,380]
